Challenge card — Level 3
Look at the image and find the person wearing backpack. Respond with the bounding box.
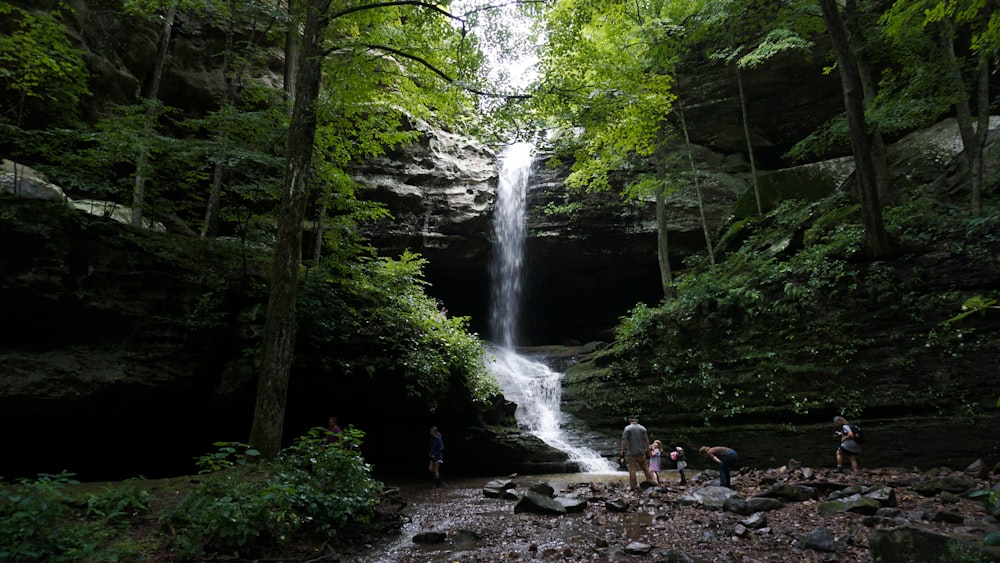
[833,416,861,474]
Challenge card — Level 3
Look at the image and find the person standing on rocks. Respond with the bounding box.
[620,415,655,490]
[648,440,663,484]
[428,426,445,488]
[833,416,860,474]
[669,443,688,486]
[699,445,738,488]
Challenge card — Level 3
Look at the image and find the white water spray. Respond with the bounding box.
[487,143,616,473]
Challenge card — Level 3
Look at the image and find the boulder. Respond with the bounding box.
[817,493,881,516]
[1,160,68,202]
[870,525,997,563]
[760,483,818,502]
[676,486,742,510]
[555,495,588,513]
[483,479,516,498]
[799,526,846,553]
[912,473,978,496]
[513,490,567,515]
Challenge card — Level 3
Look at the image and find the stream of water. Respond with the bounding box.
[486,143,617,474]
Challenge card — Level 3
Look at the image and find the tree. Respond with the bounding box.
[819,0,896,259]
[123,0,181,228]
[843,0,893,206]
[0,2,89,127]
[882,0,998,216]
[692,0,817,216]
[248,0,328,459]
[249,0,488,458]
[200,0,284,239]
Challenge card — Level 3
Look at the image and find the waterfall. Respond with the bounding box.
[487,143,617,473]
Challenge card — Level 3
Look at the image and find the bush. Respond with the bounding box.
[0,472,98,562]
[160,427,382,559]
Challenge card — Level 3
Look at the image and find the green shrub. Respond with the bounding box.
[0,472,98,562]
[160,427,382,559]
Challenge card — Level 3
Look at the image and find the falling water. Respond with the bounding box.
[487,143,617,473]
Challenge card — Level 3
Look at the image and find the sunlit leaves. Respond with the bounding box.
[534,0,696,192]
[0,2,90,124]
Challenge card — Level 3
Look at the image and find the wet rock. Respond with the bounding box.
[799,526,846,553]
[623,541,653,554]
[605,498,630,513]
[741,512,768,529]
[555,494,588,513]
[870,525,998,562]
[483,479,516,498]
[453,529,480,545]
[528,482,555,497]
[677,486,742,510]
[412,530,447,544]
[513,491,566,515]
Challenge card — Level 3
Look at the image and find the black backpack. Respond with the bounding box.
[849,424,865,444]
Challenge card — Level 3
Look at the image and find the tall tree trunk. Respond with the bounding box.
[939,17,984,216]
[819,0,895,259]
[201,0,238,239]
[736,66,762,215]
[284,0,300,104]
[844,0,893,207]
[312,190,328,265]
[655,188,675,300]
[678,103,715,265]
[972,50,989,216]
[653,144,674,299]
[132,0,178,229]
[248,0,328,459]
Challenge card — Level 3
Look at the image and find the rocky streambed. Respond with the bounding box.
[342,462,1000,562]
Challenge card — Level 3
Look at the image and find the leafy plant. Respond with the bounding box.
[194,441,261,474]
[0,472,97,562]
[161,427,383,559]
[969,486,1000,546]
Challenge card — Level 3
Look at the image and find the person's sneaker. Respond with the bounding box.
[833,466,844,473]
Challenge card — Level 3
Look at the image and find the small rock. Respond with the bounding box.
[800,526,846,553]
[965,459,989,479]
[623,541,652,554]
